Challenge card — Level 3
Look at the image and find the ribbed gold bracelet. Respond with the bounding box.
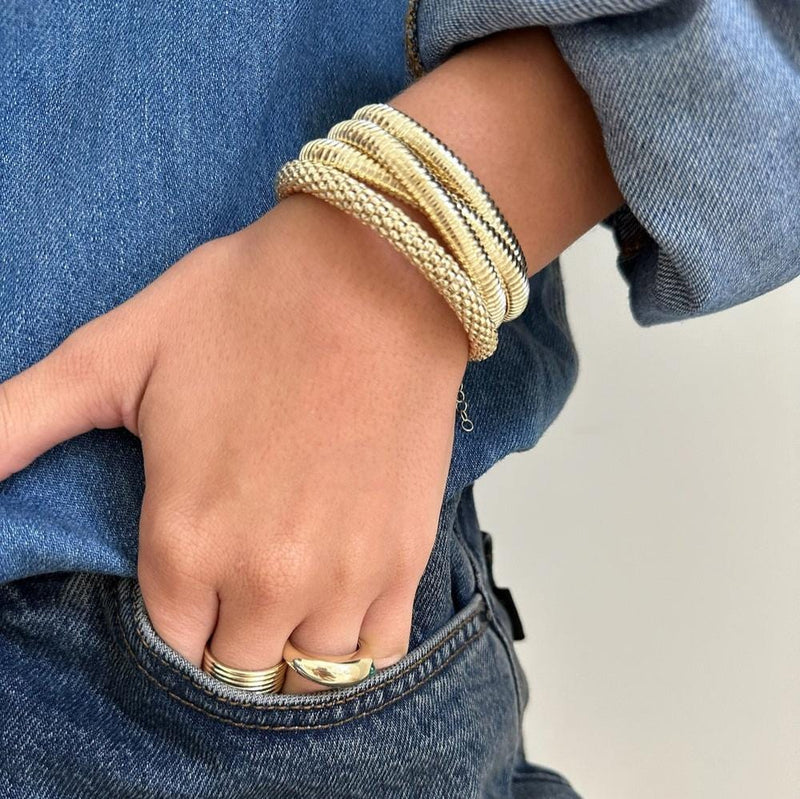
[275,159,498,360]
[299,138,412,215]
[298,137,515,331]
[354,103,530,321]
[326,118,508,327]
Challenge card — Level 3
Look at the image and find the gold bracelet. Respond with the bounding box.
[326,118,508,327]
[299,138,413,212]
[353,103,530,321]
[298,138,515,330]
[275,159,498,360]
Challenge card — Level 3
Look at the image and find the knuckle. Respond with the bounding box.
[237,576,282,611]
[327,556,366,591]
[330,555,388,605]
[136,579,193,650]
[139,504,212,585]
[237,544,308,606]
[139,537,204,589]
[268,538,310,588]
[59,324,105,382]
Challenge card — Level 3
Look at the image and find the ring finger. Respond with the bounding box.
[205,588,301,690]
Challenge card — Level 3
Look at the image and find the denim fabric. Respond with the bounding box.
[0,484,580,798]
[1,0,796,795]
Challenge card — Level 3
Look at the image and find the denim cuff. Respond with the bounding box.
[406,0,800,326]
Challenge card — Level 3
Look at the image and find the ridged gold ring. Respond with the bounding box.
[282,639,376,687]
[202,646,287,693]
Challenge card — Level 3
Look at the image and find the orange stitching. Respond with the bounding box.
[115,608,487,731]
[120,595,485,711]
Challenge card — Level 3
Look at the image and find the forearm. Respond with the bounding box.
[261,25,625,383]
[390,25,624,277]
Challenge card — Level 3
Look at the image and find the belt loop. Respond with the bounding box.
[481,530,526,642]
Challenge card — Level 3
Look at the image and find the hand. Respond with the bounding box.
[0,192,469,693]
[1,24,624,695]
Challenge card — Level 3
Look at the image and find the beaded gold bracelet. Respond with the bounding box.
[275,159,499,360]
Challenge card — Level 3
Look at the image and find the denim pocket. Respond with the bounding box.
[112,574,490,731]
[2,514,525,796]
[108,487,516,733]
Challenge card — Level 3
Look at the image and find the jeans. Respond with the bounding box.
[0,485,579,798]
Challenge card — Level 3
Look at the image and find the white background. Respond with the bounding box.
[474,225,800,799]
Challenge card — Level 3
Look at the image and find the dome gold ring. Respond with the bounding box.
[282,639,376,687]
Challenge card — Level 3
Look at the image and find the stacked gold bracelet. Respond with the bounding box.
[275,102,529,361]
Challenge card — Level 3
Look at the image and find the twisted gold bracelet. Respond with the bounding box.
[325,118,508,327]
[275,159,498,360]
[298,137,412,214]
[354,103,530,321]
[298,137,516,329]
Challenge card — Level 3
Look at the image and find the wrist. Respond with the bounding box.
[390,26,624,275]
[247,192,469,385]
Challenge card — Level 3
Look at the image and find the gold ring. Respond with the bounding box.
[282,638,376,687]
[202,645,287,693]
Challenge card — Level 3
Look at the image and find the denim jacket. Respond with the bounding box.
[1,0,798,583]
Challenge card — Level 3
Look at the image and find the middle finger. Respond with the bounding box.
[282,606,369,695]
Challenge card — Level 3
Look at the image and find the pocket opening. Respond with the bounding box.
[108,486,511,729]
[112,575,489,729]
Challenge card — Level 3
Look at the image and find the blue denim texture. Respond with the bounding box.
[1,0,796,795]
[2,486,578,797]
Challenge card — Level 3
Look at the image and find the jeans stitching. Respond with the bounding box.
[114,601,488,731]
[404,0,425,79]
[118,593,486,712]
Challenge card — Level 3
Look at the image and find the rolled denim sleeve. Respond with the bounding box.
[407,1,800,325]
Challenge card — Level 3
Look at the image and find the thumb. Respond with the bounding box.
[0,306,155,480]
